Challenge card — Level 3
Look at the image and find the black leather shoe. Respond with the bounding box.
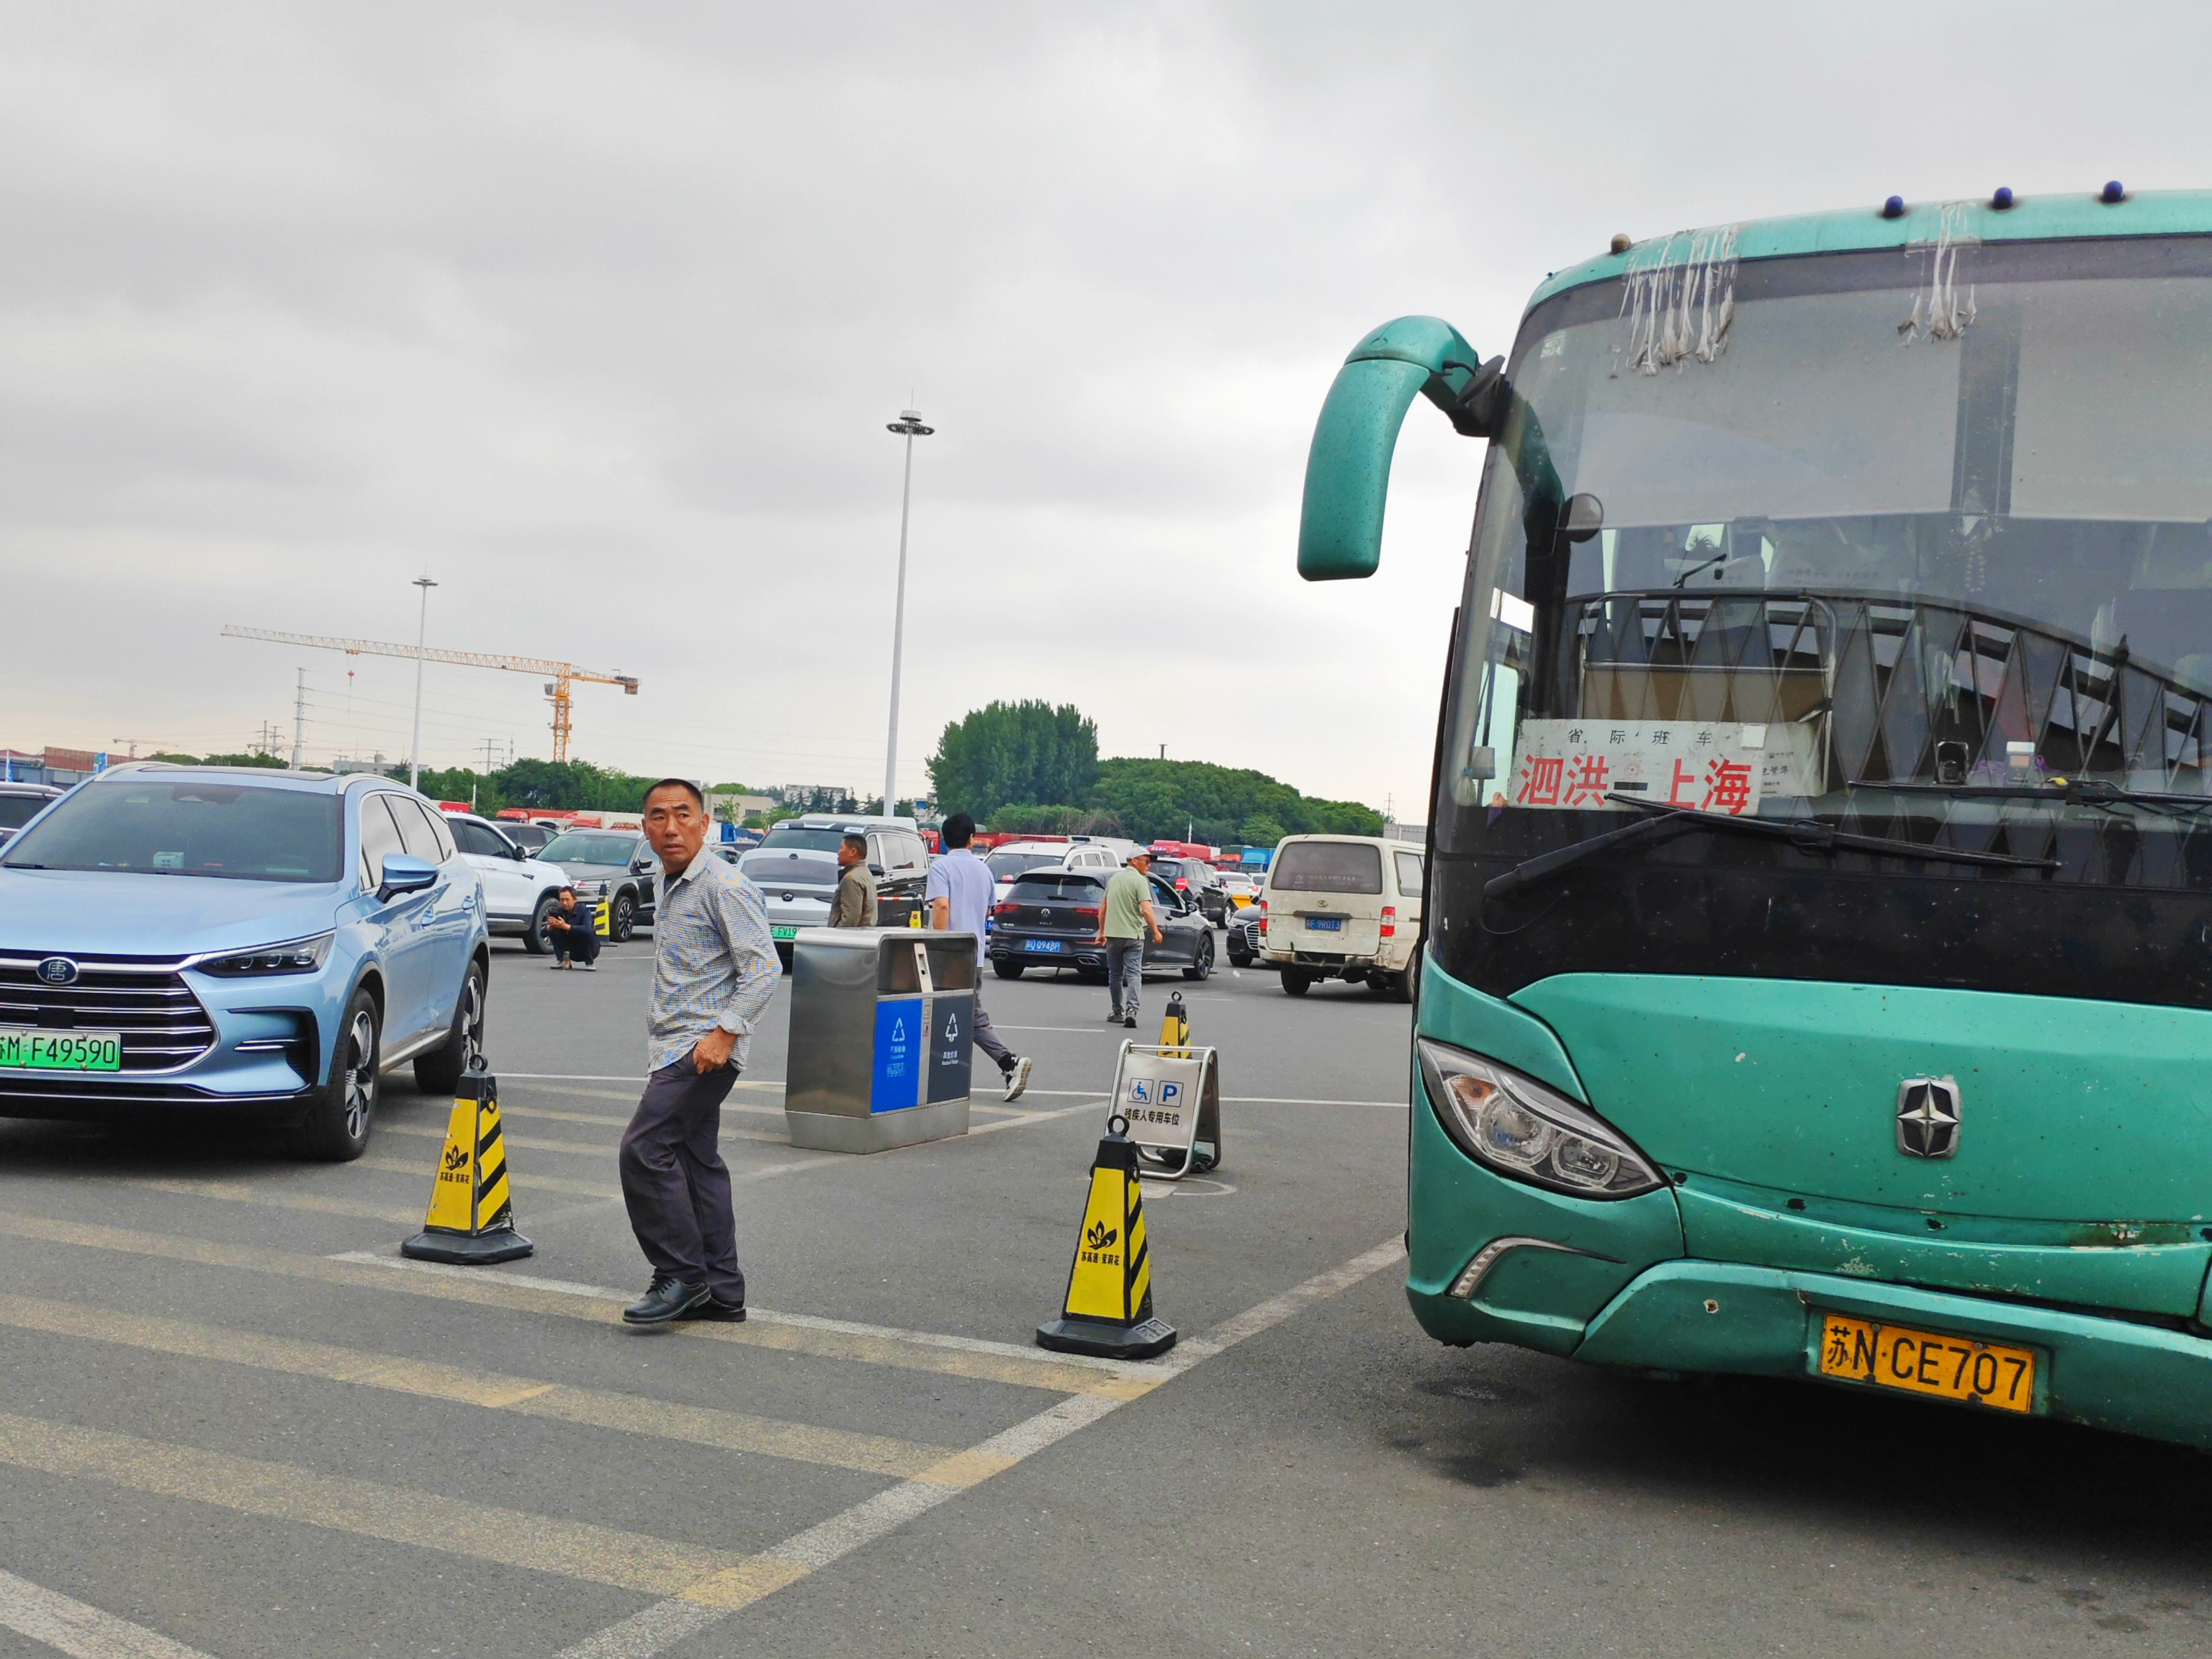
[680,1295,747,1323]
[623,1276,709,1325]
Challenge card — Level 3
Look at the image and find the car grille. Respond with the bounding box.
[0,955,218,1071]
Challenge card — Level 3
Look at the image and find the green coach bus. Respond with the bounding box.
[1300,186,2212,1444]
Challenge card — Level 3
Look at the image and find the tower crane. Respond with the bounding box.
[222,626,638,763]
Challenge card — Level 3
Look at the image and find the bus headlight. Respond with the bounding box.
[1416,1039,1663,1199]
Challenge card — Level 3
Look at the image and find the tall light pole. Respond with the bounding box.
[408,574,437,789]
[882,409,934,815]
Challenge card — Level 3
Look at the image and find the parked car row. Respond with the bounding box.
[0,765,491,1162]
[986,867,1216,982]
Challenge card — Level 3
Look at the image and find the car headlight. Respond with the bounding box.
[194,932,336,977]
[1415,1038,1663,1199]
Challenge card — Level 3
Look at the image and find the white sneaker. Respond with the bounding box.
[580,962,597,971]
[1003,1055,1032,1103]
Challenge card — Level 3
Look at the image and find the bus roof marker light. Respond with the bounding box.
[1881,196,1907,220]
[1992,186,2016,210]
[2102,180,2127,204]
[1609,233,1631,254]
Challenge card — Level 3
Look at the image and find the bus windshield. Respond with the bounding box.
[1444,234,2212,876]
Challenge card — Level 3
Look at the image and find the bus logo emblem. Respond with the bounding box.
[1896,1077,1961,1159]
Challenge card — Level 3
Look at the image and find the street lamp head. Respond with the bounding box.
[413,575,439,590]
[886,410,935,437]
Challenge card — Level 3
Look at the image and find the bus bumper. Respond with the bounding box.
[1574,1260,2212,1450]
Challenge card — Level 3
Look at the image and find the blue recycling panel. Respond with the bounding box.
[927,992,974,1105]
[871,996,925,1113]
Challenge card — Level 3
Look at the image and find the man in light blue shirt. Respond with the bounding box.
[925,811,1031,1101]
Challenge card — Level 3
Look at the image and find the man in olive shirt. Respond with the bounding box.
[829,833,876,927]
[1094,849,1162,1029]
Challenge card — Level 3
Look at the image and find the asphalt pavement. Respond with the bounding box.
[0,930,2207,1656]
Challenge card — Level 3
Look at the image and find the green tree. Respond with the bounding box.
[1089,757,1382,844]
[491,758,660,812]
[1238,813,1287,848]
[413,767,498,811]
[199,752,287,768]
[927,701,1099,820]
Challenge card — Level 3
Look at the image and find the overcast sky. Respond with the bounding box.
[4,3,2207,814]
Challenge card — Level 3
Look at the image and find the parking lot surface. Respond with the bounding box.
[1,938,2208,1657]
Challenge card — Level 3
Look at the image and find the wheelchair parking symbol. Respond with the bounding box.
[1128,1078,1152,1105]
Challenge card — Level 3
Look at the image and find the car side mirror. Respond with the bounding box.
[868,863,886,876]
[511,845,529,861]
[377,853,439,902]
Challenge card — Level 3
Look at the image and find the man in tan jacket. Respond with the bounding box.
[828,832,877,927]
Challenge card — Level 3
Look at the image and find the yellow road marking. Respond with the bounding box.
[0,1211,1150,1399]
[0,1294,965,1480]
[0,1409,770,1601]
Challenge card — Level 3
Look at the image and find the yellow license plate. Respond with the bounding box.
[1817,1313,2036,1413]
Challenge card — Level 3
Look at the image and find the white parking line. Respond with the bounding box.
[552,1237,1408,1656]
[0,1567,217,1659]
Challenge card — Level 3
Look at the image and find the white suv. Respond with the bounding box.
[442,811,575,953]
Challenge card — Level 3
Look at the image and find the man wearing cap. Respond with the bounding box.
[1094,848,1163,1030]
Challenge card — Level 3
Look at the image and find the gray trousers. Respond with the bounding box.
[1106,936,1146,1017]
[971,981,1015,1074]
[619,1058,745,1302]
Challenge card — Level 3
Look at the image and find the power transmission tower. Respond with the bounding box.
[291,669,307,769]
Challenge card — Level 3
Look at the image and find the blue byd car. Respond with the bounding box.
[0,765,490,1159]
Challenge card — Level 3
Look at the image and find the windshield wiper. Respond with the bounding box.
[1863,779,2212,821]
[1484,793,2057,902]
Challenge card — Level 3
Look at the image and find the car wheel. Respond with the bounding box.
[1182,935,1213,981]
[294,987,380,1161]
[610,891,637,942]
[1228,948,1252,968]
[994,961,1027,980]
[414,958,487,1094]
[1280,966,1312,997]
[522,893,558,955]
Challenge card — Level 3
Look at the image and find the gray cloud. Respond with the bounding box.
[4,1,2209,804]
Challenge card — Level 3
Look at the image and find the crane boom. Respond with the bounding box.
[222,624,639,763]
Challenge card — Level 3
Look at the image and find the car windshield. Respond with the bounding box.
[0,795,52,831]
[540,832,637,865]
[1272,842,1383,894]
[987,851,1064,878]
[1009,876,1105,902]
[1442,233,2212,881]
[758,827,849,854]
[0,780,343,881]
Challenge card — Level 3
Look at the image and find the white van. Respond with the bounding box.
[1258,835,1425,999]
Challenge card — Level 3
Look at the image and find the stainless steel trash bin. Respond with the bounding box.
[785,927,975,1152]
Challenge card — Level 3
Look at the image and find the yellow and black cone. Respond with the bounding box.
[593,899,612,939]
[1036,1114,1176,1359]
[1158,990,1190,1058]
[402,1066,534,1265]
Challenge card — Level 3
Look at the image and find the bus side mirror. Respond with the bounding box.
[1563,493,1604,543]
[1297,316,1496,583]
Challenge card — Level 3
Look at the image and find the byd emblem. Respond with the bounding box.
[1896,1076,1962,1159]
[35,957,78,986]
